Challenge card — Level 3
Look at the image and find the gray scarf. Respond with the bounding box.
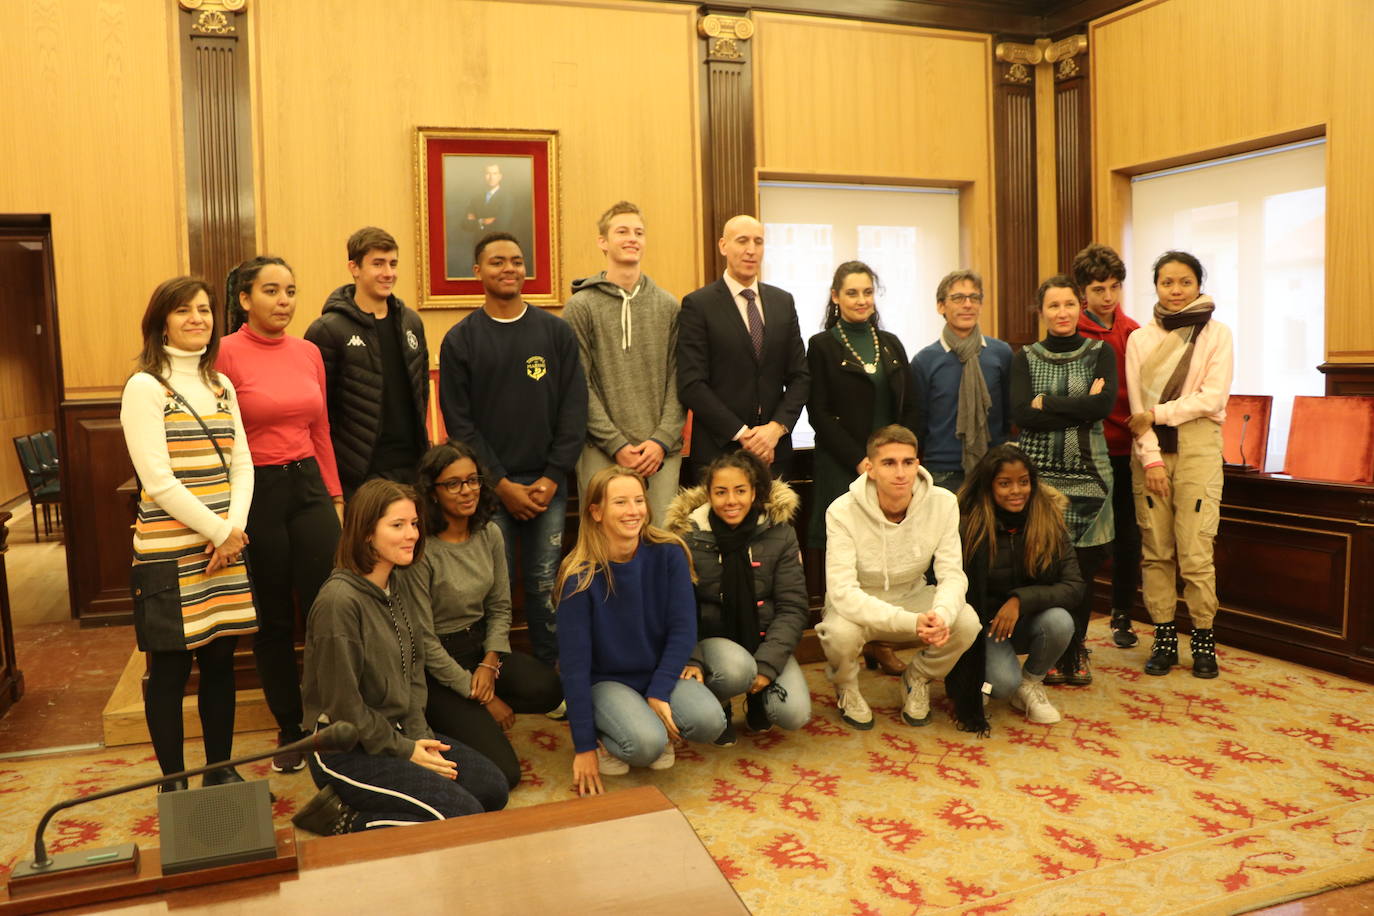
[942,324,991,474]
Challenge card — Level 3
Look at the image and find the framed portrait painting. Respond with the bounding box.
[415,127,560,307]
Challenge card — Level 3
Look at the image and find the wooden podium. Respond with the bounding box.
[1,787,746,915]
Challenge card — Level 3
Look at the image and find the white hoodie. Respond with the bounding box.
[823,466,967,632]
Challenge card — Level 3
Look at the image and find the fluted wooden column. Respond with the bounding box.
[177,0,256,298]
[698,11,756,281]
[992,41,1041,348]
[1048,35,1090,273]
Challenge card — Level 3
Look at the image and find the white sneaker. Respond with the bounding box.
[901,668,931,726]
[546,700,568,721]
[836,685,874,730]
[597,743,629,775]
[648,742,676,770]
[1011,675,1062,724]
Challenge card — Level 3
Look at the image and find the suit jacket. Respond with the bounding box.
[676,278,809,467]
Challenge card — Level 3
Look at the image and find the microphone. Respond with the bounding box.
[11,721,358,881]
[1239,414,1251,468]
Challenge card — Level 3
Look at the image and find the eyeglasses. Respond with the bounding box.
[944,293,984,305]
[435,476,483,494]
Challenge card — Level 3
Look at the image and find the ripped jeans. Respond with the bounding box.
[492,473,567,667]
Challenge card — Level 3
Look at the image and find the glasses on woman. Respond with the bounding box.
[435,476,483,494]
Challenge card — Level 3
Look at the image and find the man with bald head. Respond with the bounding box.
[677,215,809,476]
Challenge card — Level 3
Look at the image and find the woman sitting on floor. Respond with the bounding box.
[398,441,563,790]
[556,466,726,797]
[954,444,1084,725]
[665,450,812,744]
[292,479,508,834]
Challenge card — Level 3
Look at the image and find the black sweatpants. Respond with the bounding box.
[245,458,340,739]
[1108,453,1142,610]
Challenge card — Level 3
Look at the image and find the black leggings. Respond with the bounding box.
[425,645,562,789]
[145,636,239,775]
[1108,454,1142,610]
[245,459,340,739]
[1062,543,1110,662]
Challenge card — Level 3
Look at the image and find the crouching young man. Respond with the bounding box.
[817,424,979,729]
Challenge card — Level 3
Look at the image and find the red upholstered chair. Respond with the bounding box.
[1221,394,1271,470]
[1283,395,1374,483]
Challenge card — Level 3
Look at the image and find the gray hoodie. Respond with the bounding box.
[562,272,686,457]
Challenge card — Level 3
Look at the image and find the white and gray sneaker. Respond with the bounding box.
[901,669,931,726]
[1011,674,1062,724]
[597,743,630,775]
[649,742,676,770]
[836,685,874,730]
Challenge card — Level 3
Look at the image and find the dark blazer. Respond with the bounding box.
[676,278,809,467]
[806,328,921,473]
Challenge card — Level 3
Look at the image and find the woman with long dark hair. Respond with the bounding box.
[956,444,1083,724]
[1010,275,1116,686]
[397,440,563,789]
[120,277,256,791]
[665,450,812,744]
[556,466,725,797]
[217,256,343,773]
[1125,251,1233,678]
[292,479,507,834]
[806,261,921,676]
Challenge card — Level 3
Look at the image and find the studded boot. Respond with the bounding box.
[1110,608,1139,648]
[1190,627,1219,679]
[1144,622,1178,676]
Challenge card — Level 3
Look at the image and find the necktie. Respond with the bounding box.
[742,288,763,359]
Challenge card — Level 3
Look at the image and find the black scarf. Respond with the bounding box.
[705,509,762,654]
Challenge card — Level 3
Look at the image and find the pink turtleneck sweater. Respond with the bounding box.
[217,325,343,497]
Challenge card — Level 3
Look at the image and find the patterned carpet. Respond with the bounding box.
[3,618,1373,915]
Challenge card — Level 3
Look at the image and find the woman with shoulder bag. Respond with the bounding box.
[120,277,257,792]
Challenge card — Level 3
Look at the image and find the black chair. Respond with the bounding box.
[12,434,61,541]
[32,430,59,476]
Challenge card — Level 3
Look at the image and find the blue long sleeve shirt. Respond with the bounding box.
[556,540,697,753]
[911,335,1014,472]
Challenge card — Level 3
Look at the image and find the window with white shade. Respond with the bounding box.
[1128,139,1326,472]
[759,181,962,448]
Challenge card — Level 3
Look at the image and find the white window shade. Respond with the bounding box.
[759,182,962,448]
[1129,140,1326,472]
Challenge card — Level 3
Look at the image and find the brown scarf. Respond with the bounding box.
[1138,296,1215,453]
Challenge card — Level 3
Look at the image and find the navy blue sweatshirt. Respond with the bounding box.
[438,305,589,486]
[556,541,697,753]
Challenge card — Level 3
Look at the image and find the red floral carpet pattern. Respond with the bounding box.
[2,619,1372,914]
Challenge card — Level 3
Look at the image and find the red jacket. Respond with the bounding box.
[1077,307,1140,456]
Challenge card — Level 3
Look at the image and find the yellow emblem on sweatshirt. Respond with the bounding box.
[525,355,547,380]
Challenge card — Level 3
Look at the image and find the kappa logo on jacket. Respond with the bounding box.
[526,355,547,380]
[406,329,419,350]
[346,335,365,347]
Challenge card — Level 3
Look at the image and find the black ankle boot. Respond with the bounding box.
[1110,609,1139,648]
[1145,623,1178,676]
[1191,627,1219,679]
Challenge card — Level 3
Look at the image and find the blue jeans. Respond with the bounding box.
[592,678,726,767]
[984,606,1074,698]
[928,468,965,492]
[695,637,812,730]
[492,473,567,666]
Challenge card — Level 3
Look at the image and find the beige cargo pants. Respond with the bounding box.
[1131,418,1223,628]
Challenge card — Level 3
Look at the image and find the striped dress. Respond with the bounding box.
[130,377,257,650]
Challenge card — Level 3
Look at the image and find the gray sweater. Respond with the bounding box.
[395,524,512,699]
[562,272,686,457]
[301,569,431,758]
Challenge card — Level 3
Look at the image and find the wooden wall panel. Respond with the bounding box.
[253,0,702,349]
[0,0,184,396]
[61,401,136,623]
[752,14,997,329]
[0,245,55,502]
[992,58,1038,346]
[1090,0,1374,362]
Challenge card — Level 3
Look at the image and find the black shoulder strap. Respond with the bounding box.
[149,373,231,475]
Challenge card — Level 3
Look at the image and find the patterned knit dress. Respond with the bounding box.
[1018,339,1114,548]
[131,380,258,650]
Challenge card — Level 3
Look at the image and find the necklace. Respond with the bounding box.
[839,322,880,374]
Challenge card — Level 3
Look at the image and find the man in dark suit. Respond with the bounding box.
[464,164,516,239]
[677,214,809,477]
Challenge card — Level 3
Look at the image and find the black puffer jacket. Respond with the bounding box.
[305,286,430,492]
[960,502,1085,626]
[665,480,809,681]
